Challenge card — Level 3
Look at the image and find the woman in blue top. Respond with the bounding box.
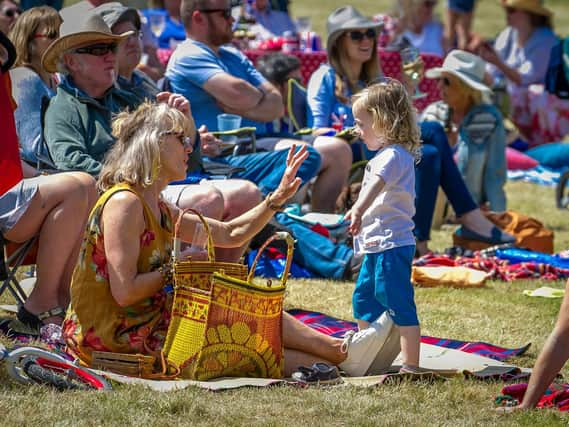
[307,5,383,163]
[8,6,61,165]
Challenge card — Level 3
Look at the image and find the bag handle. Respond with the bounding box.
[173,207,215,262]
[248,232,295,286]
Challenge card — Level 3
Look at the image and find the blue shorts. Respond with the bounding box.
[448,0,475,13]
[352,245,418,327]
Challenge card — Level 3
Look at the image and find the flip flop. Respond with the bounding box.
[291,362,343,385]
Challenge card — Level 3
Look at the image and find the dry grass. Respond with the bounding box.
[1,180,569,426]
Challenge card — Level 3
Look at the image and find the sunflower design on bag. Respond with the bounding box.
[193,321,282,380]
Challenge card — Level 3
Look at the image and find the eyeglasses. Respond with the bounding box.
[161,131,194,150]
[348,28,377,42]
[1,7,21,18]
[74,43,118,56]
[34,30,58,40]
[199,7,232,19]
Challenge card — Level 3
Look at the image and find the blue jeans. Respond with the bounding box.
[214,146,321,196]
[275,212,353,280]
[414,121,477,241]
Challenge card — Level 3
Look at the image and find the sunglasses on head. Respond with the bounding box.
[348,28,377,42]
[199,7,232,19]
[34,30,58,40]
[1,7,21,17]
[74,43,118,56]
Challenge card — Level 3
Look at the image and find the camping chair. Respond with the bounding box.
[0,234,37,306]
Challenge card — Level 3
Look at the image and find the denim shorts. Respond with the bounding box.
[0,177,41,234]
[448,0,475,13]
[352,245,418,327]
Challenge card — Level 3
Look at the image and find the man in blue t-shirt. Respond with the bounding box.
[166,0,351,212]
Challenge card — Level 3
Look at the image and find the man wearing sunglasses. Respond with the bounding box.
[42,12,187,176]
[166,0,353,216]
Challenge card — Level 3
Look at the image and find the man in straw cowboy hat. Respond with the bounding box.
[42,10,188,176]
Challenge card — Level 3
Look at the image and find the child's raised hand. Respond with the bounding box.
[345,208,362,235]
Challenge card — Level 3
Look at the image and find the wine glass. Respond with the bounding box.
[400,46,426,99]
[148,12,166,39]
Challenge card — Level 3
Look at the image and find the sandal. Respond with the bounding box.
[8,306,66,337]
[291,362,343,385]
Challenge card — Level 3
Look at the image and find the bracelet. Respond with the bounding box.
[158,263,173,285]
[265,192,285,212]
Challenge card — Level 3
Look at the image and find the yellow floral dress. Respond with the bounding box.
[63,184,173,365]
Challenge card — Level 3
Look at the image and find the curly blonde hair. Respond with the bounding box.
[352,79,422,161]
[98,101,195,192]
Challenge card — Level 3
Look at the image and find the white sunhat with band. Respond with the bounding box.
[425,49,491,93]
[42,11,133,73]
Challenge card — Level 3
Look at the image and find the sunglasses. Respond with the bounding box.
[505,7,518,14]
[34,30,58,40]
[348,28,377,42]
[161,131,194,150]
[423,0,437,7]
[439,76,451,87]
[1,7,21,17]
[74,43,118,56]
[199,7,232,19]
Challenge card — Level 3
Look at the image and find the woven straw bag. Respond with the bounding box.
[164,211,293,380]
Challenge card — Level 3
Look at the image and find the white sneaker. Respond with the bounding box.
[367,313,401,375]
[339,313,395,377]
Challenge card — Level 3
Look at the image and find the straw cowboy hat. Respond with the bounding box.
[425,49,491,93]
[502,0,552,17]
[326,6,383,54]
[42,11,133,73]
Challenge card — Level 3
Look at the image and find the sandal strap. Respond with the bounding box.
[36,306,66,321]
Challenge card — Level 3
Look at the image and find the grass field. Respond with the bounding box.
[1,183,569,426]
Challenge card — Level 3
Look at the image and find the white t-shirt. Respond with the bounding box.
[353,145,416,255]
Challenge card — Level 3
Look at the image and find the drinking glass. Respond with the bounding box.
[148,12,166,39]
[400,47,426,99]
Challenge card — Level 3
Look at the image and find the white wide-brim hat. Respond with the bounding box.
[425,49,491,93]
[42,11,133,73]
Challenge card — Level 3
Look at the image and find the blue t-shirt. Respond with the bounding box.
[165,39,268,133]
[306,64,358,129]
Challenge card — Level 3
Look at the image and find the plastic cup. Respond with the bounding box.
[217,113,242,142]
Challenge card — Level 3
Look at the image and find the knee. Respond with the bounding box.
[222,181,262,218]
[314,137,353,169]
[179,185,225,220]
[71,172,97,208]
[420,121,448,150]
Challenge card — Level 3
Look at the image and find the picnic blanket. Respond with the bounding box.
[496,383,569,411]
[287,309,530,362]
[507,165,564,187]
[414,253,569,281]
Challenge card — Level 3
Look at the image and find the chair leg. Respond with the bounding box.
[0,236,37,306]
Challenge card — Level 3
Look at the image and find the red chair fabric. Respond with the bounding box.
[155,48,443,111]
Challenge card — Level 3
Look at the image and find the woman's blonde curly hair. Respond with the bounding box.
[352,78,422,161]
[98,101,195,192]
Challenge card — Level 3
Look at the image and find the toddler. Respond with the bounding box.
[346,79,423,372]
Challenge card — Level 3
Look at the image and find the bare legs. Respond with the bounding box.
[171,179,262,262]
[444,8,474,52]
[282,312,346,375]
[4,172,97,324]
[275,136,352,213]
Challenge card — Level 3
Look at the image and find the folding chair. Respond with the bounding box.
[0,234,37,306]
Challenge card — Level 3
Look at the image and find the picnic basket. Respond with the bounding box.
[163,208,293,380]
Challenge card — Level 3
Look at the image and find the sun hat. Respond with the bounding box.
[502,0,552,17]
[326,6,383,55]
[42,11,133,73]
[425,49,491,93]
[93,2,141,32]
